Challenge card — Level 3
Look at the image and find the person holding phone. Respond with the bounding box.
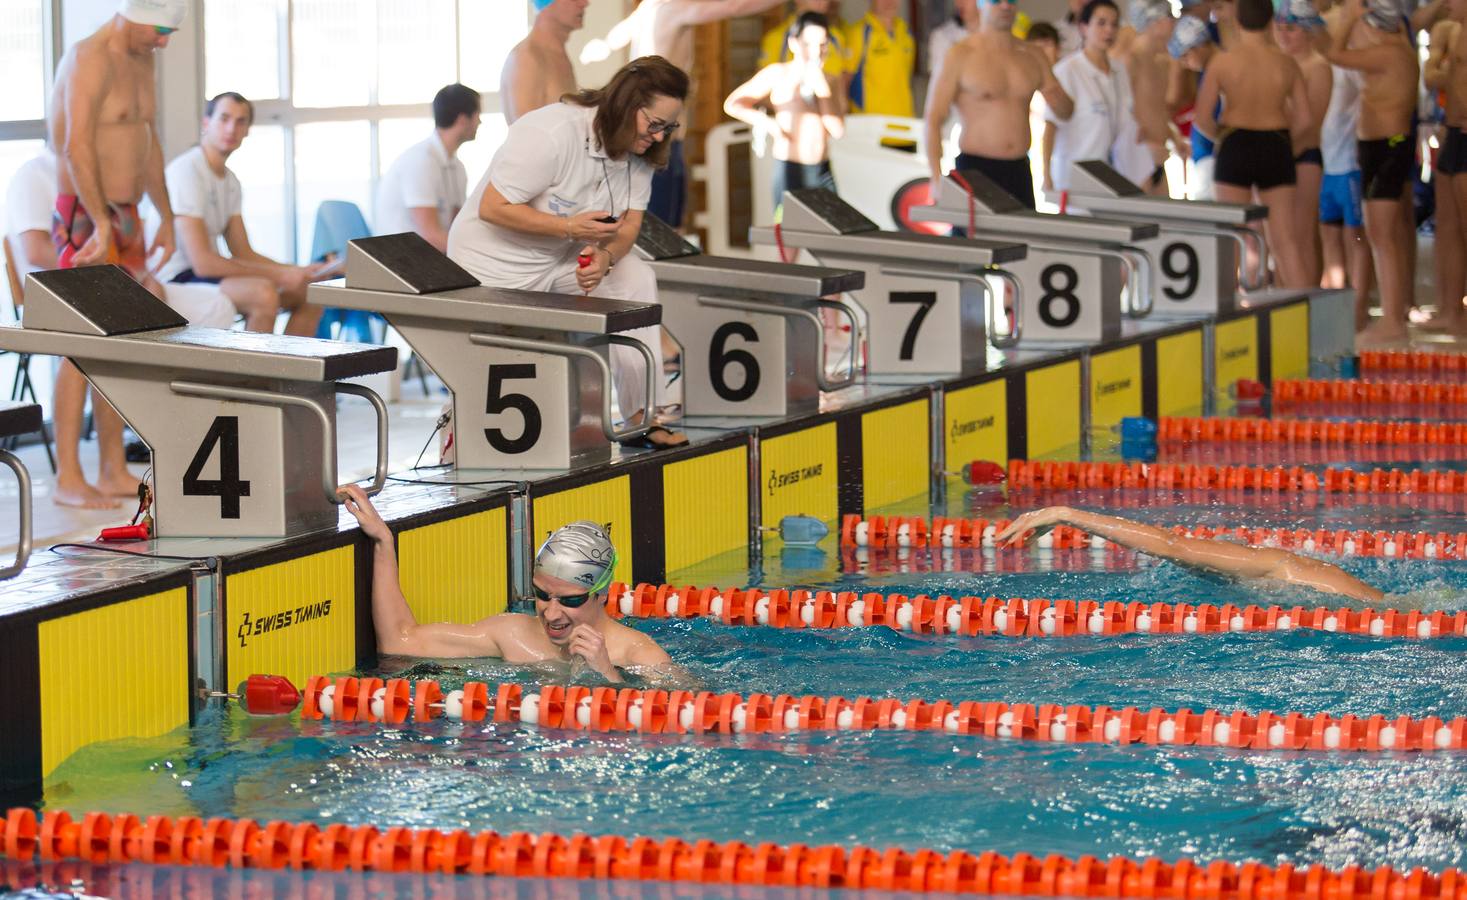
[447,56,689,448]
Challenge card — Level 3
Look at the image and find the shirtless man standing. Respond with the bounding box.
[1114,0,1176,196]
[578,0,785,228]
[48,0,182,509]
[1423,0,1467,333]
[724,11,846,214]
[924,0,1074,209]
[501,0,587,125]
[1324,0,1419,345]
[1274,0,1332,286]
[1194,0,1312,288]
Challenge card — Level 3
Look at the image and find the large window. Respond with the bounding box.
[203,0,528,262]
[0,0,55,323]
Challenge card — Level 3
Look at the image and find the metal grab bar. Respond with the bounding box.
[878,265,1024,350]
[334,384,389,497]
[1226,225,1271,291]
[0,449,32,580]
[169,381,385,507]
[468,333,655,442]
[697,295,860,391]
[1117,244,1155,318]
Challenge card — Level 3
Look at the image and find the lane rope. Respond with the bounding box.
[839,513,1467,559]
[1359,350,1467,373]
[1156,416,1467,446]
[607,582,1467,640]
[5,807,1465,895]
[1273,379,1467,408]
[1004,459,1467,495]
[288,676,1467,753]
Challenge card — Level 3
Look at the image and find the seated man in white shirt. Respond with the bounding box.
[151,92,328,335]
[6,148,234,328]
[375,84,479,252]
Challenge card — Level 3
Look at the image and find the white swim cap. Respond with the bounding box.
[1362,0,1409,31]
[1167,16,1213,57]
[118,0,188,29]
[534,521,618,594]
[1130,0,1174,32]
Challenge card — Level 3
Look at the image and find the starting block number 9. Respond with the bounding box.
[1161,242,1199,301]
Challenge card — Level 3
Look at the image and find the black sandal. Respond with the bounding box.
[618,424,689,451]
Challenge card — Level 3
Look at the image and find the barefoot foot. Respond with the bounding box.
[53,477,121,510]
[1355,319,1411,350]
[98,472,144,498]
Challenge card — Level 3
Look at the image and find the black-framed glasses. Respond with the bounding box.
[533,584,595,608]
[642,110,680,136]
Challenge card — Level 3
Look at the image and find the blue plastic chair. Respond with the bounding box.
[309,200,382,343]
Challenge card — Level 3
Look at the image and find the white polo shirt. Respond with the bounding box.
[150,145,242,283]
[4,151,56,280]
[375,132,468,238]
[447,103,652,289]
[1046,51,1132,191]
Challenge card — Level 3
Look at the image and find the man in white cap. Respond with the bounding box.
[339,485,673,681]
[502,0,588,125]
[45,0,185,509]
[1113,0,1175,196]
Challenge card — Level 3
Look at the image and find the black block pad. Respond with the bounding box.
[788,189,878,234]
[1076,161,1143,197]
[950,170,1028,214]
[0,403,42,438]
[351,233,481,293]
[636,214,700,260]
[29,266,188,335]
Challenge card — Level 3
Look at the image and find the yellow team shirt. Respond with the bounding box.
[758,13,848,80]
[843,12,915,117]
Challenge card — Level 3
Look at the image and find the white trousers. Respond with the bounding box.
[535,254,664,423]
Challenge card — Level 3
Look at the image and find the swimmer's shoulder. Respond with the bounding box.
[606,617,671,664]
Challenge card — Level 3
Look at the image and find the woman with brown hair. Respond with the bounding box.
[448,56,689,449]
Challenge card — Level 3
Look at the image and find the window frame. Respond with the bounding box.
[204,0,518,261]
[0,0,63,141]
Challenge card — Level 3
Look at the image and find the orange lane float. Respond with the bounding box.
[5,807,1466,896]
[606,581,1467,640]
[1003,459,1467,496]
[1272,379,1467,409]
[838,513,1467,560]
[1358,350,1467,374]
[288,676,1467,753]
[1155,416,1467,446]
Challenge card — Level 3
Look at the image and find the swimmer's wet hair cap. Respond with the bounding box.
[1275,0,1325,27]
[1130,0,1174,32]
[118,0,188,28]
[532,0,556,10]
[535,521,618,594]
[1363,0,1408,31]
[1167,15,1213,56]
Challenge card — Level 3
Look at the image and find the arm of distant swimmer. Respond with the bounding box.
[924,46,964,186]
[1424,20,1458,90]
[995,506,1384,602]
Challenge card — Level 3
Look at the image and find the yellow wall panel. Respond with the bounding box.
[1215,317,1259,392]
[861,399,930,512]
[760,423,837,527]
[1090,345,1143,432]
[532,477,633,586]
[1156,330,1205,416]
[945,379,1007,466]
[1270,303,1310,382]
[39,588,189,776]
[399,507,509,626]
[663,447,749,573]
[1025,361,1081,459]
[225,545,356,688]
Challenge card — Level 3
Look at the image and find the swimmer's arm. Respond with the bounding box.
[1424,21,1457,90]
[1036,52,1075,121]
[924,47,963,183]
[724,66,779,131]
[142,111,173,225]
[1412,0,1449,35]
[59,44,114,241]
[1322,4,1387,72]
[1193,65,1221,140]
[500,46,539,126]
[816,72,845,139]
[1286,62,1313,148]
[670,0,785,27]
[1041,121,1056,190]
[1164,58,1187,115]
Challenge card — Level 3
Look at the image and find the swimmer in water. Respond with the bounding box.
[995,506,1383,602]
[339,485,673,682]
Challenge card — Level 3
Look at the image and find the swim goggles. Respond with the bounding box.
[154,25,178,35]
[532,584,596,608]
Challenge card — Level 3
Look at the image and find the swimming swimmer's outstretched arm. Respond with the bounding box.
[995,506,1383,602]
[339,485,509,658]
